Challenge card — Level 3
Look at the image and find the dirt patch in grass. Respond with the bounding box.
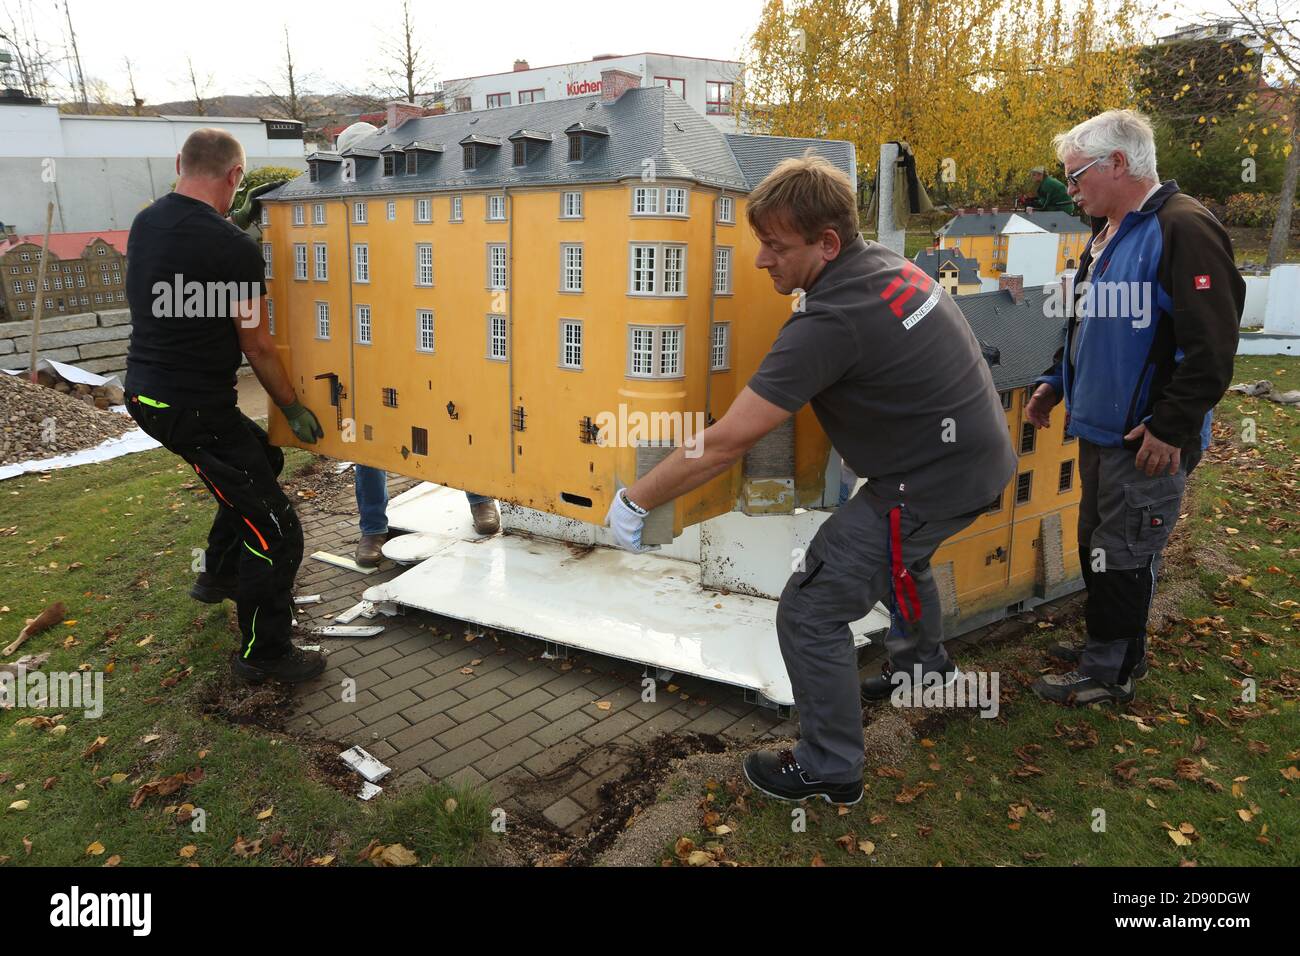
[196,671,360,798]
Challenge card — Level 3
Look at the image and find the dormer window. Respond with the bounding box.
[383,154,396,176]
[459,134,503,171]
[406,152,418,175]
[508,130,550,168]
[513,141,526,166]
[564,122,609,164]
[309,162,319,182]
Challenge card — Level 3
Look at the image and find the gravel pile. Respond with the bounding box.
[0,372,135,466]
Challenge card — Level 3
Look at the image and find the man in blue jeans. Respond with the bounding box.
[353,465,500,566]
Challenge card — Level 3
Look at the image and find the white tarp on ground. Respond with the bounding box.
[0,426,161,481]
[1,358,123,389]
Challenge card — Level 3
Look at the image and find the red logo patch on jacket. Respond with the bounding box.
[1194,274,1212,290]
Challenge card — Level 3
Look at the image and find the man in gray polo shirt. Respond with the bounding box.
[605,154,1015,804]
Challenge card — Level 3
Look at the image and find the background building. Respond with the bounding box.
[0,227,128,321]
[913,246,982,296]
[440,53,743,133]
[0,102,306,235]
[936,209,1091,286]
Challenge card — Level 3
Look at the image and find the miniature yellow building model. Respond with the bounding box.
[263,76,852,542]
[936,208,1091,276]
[262,78,1083,632]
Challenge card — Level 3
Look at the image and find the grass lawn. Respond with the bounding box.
[666,354,1299,867]
[0,446,491,867]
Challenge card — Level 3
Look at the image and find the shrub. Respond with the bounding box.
[1223,192,1276,228]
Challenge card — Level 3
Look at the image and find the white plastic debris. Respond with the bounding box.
[310,625,384,638]
[293,594,322,605]
[340,745,391,783]
[310,551,377,574]
[358,781,383,801]
[334,601,371,624]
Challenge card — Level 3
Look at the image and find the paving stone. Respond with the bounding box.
[446,688,510,723]
[388,712,457,752]
[435,712,502,751]
[355,689,421,724]
[388,737,447,774]
[571,764,631,811]
[522,736,592,777]
[425,739,494,779]
[473,736,545,781]
[529,709,595,748]
[579,710,643,747]
[542,796,585,829]
[624,708,691,744]
[482,711,548,750]
[536,687,597,722]
[490,686,554,724]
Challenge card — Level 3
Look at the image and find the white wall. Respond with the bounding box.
[1005,232,1060,288]
[443,53,743,131]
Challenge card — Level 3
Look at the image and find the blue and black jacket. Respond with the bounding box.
[1035,181,1244,451]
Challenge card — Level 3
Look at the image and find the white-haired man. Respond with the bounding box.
[1025,109,1244,706]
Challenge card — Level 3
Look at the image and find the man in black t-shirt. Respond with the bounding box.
[125,127,325,685]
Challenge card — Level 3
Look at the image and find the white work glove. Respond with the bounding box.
[605,489,659,553]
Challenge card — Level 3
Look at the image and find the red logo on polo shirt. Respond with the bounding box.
[880,261,935,320]
[1194,274,1212,290]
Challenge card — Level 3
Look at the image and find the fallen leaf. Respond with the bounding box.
[376,843,419,867]
[86,841,105,856]
[179,845,197,858]
[256,807,274,820]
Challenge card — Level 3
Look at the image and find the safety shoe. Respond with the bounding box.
[861,659,961,703]
[1031,670,1135,707]
[231,646,326,685]
[1047,636,1149,679]
[470,500,501,536]
[190,571,237,604]
[355,533,386,568]
[742,749,863,805]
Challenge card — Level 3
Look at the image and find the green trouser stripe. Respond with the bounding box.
[243,541,272,564]
[243,606,258,659]
[137,395,169,408]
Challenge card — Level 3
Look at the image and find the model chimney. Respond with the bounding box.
[513,59,530,72]
[999,274,1025,304]
[386,101,424,131]
[601,68,640,102]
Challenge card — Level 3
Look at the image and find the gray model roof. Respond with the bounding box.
[913,246,981,285]
[953,286,1064,391]
[938,210,1089,239]
[268,86,854,200]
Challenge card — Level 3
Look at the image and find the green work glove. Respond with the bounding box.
[279,399,324,444]
[230,181,286,230]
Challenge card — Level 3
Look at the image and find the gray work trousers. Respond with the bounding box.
[1076,438,1200,684]
[775,488,980,783]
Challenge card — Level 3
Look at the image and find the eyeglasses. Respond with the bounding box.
[1065,157,1103,187]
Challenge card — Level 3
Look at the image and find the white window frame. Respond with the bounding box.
[664,187,688,216]
[710,322,731,371]
[293,243,308,280]
[487,314,508,361]
[714,246,732,294]
[415,198,432,223]
[312,203,325,225]
[662,245,686,295]
[417,309,435,353]
[353,243,370,283]
[487,243,508,290]
[561,191,583,219]
[292,204,305,226]
[387,201,397,221]
[260,206,270,227]
[717,195,734,224]
[632,186,659,215]
[314,242,328,281]
[356,304,372,345]
[416,243,434,287]
[353,200,368,224]
[315,301,330,339]
[629,244,657,294]
[559,319,583,370]
[487,194,507,221]
[561,244,583,293]
[451,196,463,222]
[267,298,275,335]
[627,325,685,379]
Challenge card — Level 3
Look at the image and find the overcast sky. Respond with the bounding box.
[1,0,1256,107]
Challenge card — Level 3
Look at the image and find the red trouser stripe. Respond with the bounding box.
[889,506,922,623]
[194,463,270,551]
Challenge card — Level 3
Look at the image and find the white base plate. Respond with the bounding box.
[366,483,889,706]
